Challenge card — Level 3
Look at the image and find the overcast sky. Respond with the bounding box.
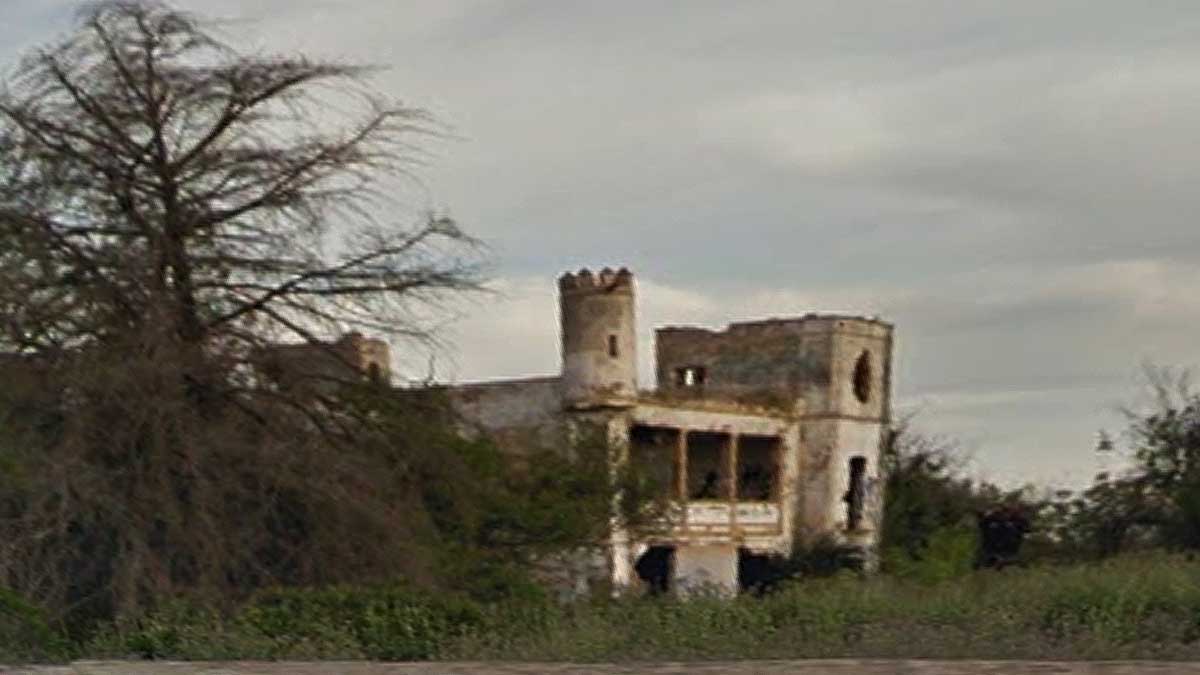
[7,1,1200,488]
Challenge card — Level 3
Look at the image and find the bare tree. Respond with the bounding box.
[0,0,481,360]
[0,0,488,626]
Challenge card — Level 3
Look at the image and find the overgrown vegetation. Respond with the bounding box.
[0,0,646,644]
[878,365,1200,576]
[9,553,1200,662]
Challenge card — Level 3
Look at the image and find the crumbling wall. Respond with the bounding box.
[794,420,889,557]
[824,320,892,422]
[656,316,893,415]
[444,376,566,448]
[654,321,820,412]
[259,332,391,391]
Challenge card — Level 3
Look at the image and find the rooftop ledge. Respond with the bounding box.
[635,390,804,418]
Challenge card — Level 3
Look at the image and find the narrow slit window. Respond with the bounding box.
[844,456,868,530]
[608,334,619,358]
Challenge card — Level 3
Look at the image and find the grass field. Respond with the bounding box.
[8,553,1200,663]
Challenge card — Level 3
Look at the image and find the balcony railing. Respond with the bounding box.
[687,501,779,526]
[646,500,783,539]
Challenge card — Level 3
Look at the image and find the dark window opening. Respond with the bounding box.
[635,546,675,595]
[844,455,867,530]
[737,435,780,501]
[608,334,619,358]
[675,365,707,388]
[630,425,681,499]
[687,432,729,500]
[737,548,776,595]
[852,350,872,404]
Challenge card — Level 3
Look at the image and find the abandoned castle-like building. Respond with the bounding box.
[431,266,894,596]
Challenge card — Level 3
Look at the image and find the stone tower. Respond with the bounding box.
[558,267,637,409]
[338,332,392,383]
[795,316,893,561]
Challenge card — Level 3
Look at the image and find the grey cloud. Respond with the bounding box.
[9,0,1200,486]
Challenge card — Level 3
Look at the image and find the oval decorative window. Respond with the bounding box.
[852,350,871,404]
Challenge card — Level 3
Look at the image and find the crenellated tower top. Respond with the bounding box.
[558,266,638,409]
[558,267,634,294]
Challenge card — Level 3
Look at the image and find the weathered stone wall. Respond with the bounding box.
[260,332,392,388]
[673,544,738,596]
[654,316,891,418]
[654,321,824,413]
[797,418,887,547]
[822,318,892,421]
[792,319,892,552]
[443,376,566,447]
[559,268,638,408]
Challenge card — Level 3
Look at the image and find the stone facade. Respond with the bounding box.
[332,267,894,597]
[260,332,393,391]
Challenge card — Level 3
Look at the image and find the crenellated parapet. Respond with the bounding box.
[558,267,634,294]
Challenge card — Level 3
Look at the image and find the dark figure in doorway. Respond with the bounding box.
[694,470,720,500]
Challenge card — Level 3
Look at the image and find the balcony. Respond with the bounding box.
[629,423,787,541]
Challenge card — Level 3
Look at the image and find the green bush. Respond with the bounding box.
[86,584,489,661]
[0,588,69,663]
[86,600,251,661]
[249,585,488,660]
[884,525,979,583]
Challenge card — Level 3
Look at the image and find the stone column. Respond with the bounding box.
[728,433,740,531]
[727,433,740,499]
[675,429,688,501]
[675,428,689,538]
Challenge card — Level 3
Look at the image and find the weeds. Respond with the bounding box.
[10,552,1200,663]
